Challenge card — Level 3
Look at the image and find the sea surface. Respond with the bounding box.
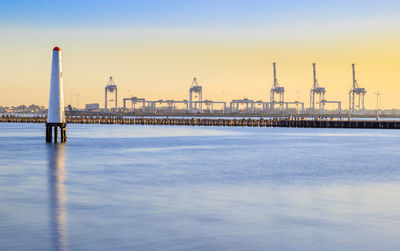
[1,123,400,250]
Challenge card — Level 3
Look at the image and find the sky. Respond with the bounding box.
[1,0,400,109]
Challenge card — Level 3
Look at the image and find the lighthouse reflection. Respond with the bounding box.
[47,144,68,251]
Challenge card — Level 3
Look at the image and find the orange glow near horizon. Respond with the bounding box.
[0,27,399,109]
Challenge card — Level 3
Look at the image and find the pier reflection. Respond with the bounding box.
[47,144,68,251]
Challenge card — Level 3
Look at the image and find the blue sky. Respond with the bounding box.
[1,0,399,29]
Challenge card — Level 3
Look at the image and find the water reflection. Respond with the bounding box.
[47,144,68,251]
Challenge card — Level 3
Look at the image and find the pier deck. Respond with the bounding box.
[1,115,399,129]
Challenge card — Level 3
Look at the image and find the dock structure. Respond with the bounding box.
[270,62,285,111]
[189,77,203,113]
[3,114,400,130]
[46,46,67,143]
[310,63,326,111]
[320,100,342,112]
[123,96,146,111]
[105,76,118,110]
[230,98,257,113]
[349,64,366,112]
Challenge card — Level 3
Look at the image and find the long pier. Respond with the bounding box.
[1,115,400,129]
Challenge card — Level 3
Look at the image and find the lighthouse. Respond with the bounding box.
[46,46,67,142]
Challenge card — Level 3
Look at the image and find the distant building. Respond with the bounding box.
[0,104,46,114]
[85,103,100,111]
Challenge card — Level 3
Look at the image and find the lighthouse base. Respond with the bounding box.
[46,123,67,143]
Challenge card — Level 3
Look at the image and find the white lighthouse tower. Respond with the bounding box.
[46,46,67,142]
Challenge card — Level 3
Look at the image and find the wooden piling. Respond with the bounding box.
[1,115,400,130]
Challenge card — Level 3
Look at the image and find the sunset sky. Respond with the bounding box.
[1,0,399,109]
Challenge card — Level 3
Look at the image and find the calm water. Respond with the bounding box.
[1,123,400,250]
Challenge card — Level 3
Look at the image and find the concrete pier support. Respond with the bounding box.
[46,123,67,143]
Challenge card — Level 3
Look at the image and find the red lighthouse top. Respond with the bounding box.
[53,46,61,51]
